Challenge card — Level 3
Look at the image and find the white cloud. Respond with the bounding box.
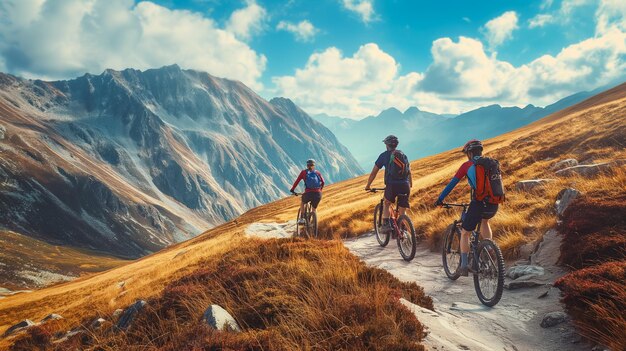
[481,11,519,48]
[528,14,554,28]
[595,0,626,34]
[276,20,319,42]
[341,0,376,23]
[225,0,267,41]
[0,0,267,88]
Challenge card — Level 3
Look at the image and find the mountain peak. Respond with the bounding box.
[404,106,420,114]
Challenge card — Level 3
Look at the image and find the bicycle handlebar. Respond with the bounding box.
[366,188,386,193]
[441,202,468,209]
[292,192,303,196]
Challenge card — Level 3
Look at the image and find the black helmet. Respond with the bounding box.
[306,159,316,165]
[383,135,399,146]
[461,139,483,153]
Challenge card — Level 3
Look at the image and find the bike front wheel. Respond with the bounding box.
[373,203,389,247]
[396,214,416,261]
[308,210,318,239]
[473,239,505,307]
[442,224,462,280]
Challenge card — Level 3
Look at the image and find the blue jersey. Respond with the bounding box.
[375,150,410,184]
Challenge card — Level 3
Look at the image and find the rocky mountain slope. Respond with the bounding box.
[314,86,605,167]
[0,65,362,259]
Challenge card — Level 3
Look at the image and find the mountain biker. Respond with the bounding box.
[434,139,498,276]
[365,135,413,234]
[290,159,325,224]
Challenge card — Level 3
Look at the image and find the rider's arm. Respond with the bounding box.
[365,165,379,189]
[437,161,471,201]
[318,172,325,190]
[290,170,305,192]
[408,169,413,188]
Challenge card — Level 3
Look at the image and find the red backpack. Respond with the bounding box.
[474,157,505,204]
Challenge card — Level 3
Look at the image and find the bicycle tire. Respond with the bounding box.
[295,207,302,238]
[473,239,505,307]
[373,203,390,247]
[442,224,462,280]
[309,211,318,239]
[397,214,416,261]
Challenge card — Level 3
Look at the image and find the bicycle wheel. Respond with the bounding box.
[442,224,462,280]
[373,203,389,247]
[308,210,318,239]
[396,214,416,261]
[295,207,302,238]
[473,239,505,307]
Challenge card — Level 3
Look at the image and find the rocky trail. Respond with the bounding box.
[247,222,591,351]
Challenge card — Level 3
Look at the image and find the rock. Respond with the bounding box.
[3,319,36,336]
[113,309,123,318]
[555,188,581,217]
[202,305,241,332]
[0,124,5,140]
[551,159,578,171]
[555,160,625,177]
[41,313,63,323]
[531,229,562,267]
[116,300,146,331]
[505,275,545,290]
[506,265,545,280]
[515,179,556,192]
[540,311,568,328]
[518,241,536,260]
[91,318,106,329]
[538,288,551,299]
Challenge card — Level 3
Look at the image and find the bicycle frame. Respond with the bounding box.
[370,188,403,237]
[445,203,483,271]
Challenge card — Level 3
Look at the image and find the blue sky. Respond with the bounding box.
[0,0,624,118]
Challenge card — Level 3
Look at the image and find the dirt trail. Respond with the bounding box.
[343,232,590,351]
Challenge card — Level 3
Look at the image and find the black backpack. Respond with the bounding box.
[387,150,410,181]
[474,157,505,204]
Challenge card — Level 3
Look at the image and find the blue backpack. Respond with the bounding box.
[304,170,322,189]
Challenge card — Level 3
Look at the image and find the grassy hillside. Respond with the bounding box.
[0,82,624,349]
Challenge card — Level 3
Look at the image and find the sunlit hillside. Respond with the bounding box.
[0,82,624,349]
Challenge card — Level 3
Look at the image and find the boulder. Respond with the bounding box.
[3,319,36,336]
[515,179,556,192]
[0,124,5,140]
[41,314,63,323]
[202,305,241,332]
[540,311,568,328]
[505,274,545,290]
[531,229,562,267]
[551,159,578,171]
[556,162,617,178]
[91,318,106,329]
[506,265,545,280]
[116,300,146,331]
[555,188,581,217]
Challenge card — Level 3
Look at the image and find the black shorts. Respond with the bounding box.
[384,182,410,209]
[302,192,322,208]
[462,200,498,232]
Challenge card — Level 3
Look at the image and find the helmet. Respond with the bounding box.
[461,139,483,153]
[383,135,399,146]
[306,159,316,165]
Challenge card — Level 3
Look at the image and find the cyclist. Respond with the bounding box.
[434,139,498,276]
[290,159,325,224]
[365,135,412,234]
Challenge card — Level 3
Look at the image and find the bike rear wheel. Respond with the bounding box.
[373,203,389,247]
[295,207,302,238]
[473,239,505,307]
[308,210,318,239]
[396,214,416,261]
[442,224,462,280]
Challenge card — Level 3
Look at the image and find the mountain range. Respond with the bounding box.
[313,87,606,168]
[0,65,362,259]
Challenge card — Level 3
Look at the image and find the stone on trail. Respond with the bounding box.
[531,229,562,267]
[116,300,146,331]
[551,159,578,171]
[515,179,556,192]
[555,188,581,217]
[506,265,545,280]
[3,319,36,337]
[505,274,545,290]
[202,304,241,332]
[540,311,568,328]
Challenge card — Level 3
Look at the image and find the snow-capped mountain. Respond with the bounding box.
[0,65,362,258]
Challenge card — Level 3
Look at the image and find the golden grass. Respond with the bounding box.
[1,83,625,349]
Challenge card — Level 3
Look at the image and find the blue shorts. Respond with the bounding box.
[462,200,498,232]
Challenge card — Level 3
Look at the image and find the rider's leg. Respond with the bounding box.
[460,228,471,266]
[481,219,492,240]
[383,198,391,220]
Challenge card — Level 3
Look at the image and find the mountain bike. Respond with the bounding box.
[440,202,505,307]
[368,188,417,261]
[293,192,318,239]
